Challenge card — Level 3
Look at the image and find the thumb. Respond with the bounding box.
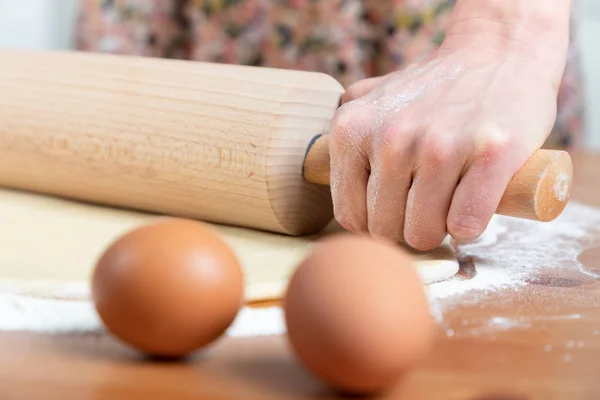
[340,75,387,105]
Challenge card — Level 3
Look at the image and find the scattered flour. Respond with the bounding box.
[426,200,600,325]
[0,293,286,337]
[0,294,100,333]
[0,201,599,341]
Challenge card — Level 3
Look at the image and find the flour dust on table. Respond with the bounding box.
[0,201,598,339]
[428,200,600,339]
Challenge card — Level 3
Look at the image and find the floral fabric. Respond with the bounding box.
[76,0,584,148]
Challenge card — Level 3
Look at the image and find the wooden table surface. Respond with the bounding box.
[2,150,600,400]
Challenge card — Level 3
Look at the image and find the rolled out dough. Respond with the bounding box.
[0,188,458,302]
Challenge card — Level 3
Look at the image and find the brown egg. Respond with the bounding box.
[283,233,435,395]
[91,218,244,358]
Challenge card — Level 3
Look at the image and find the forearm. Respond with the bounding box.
[448,0,572,43]
[441,0,572,83]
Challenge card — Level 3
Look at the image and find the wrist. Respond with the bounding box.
[439,0,572,86]
[443,1,570,59]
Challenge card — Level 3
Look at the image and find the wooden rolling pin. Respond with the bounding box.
[0,49,573,236]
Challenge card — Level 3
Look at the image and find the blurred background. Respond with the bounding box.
[0,0,598,149]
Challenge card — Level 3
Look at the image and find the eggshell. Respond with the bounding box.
[91,218,244,357]
[283,233,435,395]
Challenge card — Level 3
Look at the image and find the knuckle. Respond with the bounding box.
[473,145,505,168]
[422,138,456,168]
[380,124,415,159]
[330,106,357,144]
[471,123,512,167]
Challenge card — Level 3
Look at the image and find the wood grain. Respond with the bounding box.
[0,49,343,236]
[0,149,598,399]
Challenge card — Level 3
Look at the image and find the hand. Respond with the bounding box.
[328,32,566,251]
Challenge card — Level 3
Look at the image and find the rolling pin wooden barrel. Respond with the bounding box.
[0,49,573,236]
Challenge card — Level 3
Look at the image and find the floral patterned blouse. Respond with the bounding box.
[76,0,584,148]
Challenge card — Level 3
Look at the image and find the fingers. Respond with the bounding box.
[446,162,508,242]
[331,106,524,249]
[366,136,415,243]
[334,76,534,249]
[332,73,398,235]
[404,135,464,251]
[446,123,526,242]
[329,105,371,233]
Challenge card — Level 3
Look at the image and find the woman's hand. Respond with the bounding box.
[328,2,571,251]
